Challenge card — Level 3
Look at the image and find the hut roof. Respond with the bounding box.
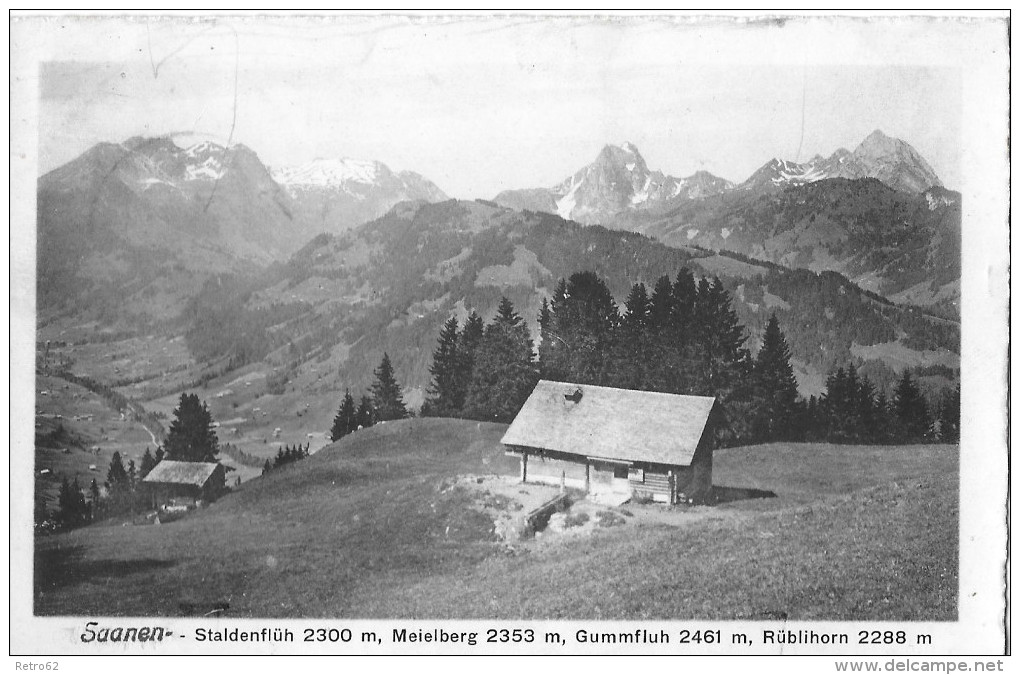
[142,460,220,487]
[501,380,715,466]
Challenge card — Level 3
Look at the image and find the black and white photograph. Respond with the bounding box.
[9,11,1010,662]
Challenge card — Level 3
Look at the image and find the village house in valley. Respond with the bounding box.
[142,460,226,509]
[501,380,718,504]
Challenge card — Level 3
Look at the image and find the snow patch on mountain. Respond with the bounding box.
[926,191,955,211]
[272,158,383,187]
[186,156,225,182]
[184,141,225,158]
[556,176,582,219]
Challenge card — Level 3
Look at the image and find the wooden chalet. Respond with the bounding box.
[501,380,717,504]
[142,460,225,508]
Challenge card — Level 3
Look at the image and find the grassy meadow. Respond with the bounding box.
[34,418,957,620]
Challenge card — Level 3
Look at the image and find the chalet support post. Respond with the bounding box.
[560,470,565,493]
[520,452,528,483]
[668,470,675,505]
[585,463,590,493]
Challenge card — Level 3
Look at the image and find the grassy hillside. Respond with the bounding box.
[34,418,957,620]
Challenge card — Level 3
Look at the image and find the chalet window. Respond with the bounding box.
[629,468,645,482]
[613,465,628,479]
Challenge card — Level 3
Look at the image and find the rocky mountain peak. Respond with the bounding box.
[852,130,942,193]
[595,143,649,175]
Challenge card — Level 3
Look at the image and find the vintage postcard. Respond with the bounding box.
[9,11,1010,666]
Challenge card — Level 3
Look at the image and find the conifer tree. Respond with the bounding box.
[422,316,462,417]
[893,370,930,442]
[873,390,894,443]
[856,374,878,442]
[455,311,485,400]
[164,393,220,462]
[551,272,619,385]
[88,478,101,517]
[155,446,165,464]
[606,282,649,388]
[670,268,697,330]
[821,364,871,442]
[463,297,539,421]
[541,280,572,381]
[356,395,376,429]
[648,275,674,331]
[605,282,651,390]
[690,279,751,443]
[938,384,961,443]
[56,477,73,527]
[72,477,88,523]
[107,451,128,487]
[34,493,49,526]
[330,389,358,441]
[370,353,408,421]
[621,282,650,332]
[536,296,558,379]
[139,447,157,479]
[57,476,88,528]
[751,314,800,441]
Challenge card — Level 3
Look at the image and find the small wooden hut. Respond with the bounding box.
[501,380,717,504]
[142,460,225,508]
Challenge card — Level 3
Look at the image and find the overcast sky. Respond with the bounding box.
[30,15,966,197]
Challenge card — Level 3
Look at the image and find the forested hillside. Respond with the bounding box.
[178,199,958,404]
[620,178,960,315]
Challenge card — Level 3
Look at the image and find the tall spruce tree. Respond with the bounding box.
[686,278,751,443]
[541,279,572,381]
[164,392,220,462]
[370,353,408,421]
[330,389,358,441]
[356,395,376,429]
[610,282,651,389]
[89,478,101,511]
[537,297,554,376]
[670,268,697,329]
[893,370,930,443]
[57,477,88,528]
[107,451,128,487]
[139,447,157,478]
[856,373,878,443]
[552,272,619,385]
[648,275,674,332]
[422,316,462,417]
[644,274,682,393]
[938,384,961,443]
[873,390,895,444]
[454,311,485,408]
[463,297,539,422]
[751,314,800,441]
[821,364,873,442]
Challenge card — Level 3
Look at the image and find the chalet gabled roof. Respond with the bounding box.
[501,380,715,466]
[142,460,220,487]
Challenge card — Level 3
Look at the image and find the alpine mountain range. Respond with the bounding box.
[36,128,959,404]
